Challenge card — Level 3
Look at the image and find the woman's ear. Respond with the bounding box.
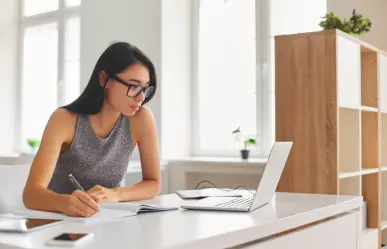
[98,71,109,88]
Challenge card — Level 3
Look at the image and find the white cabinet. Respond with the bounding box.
[361,229,378,249]
[242,212,359,249]
[380,54,387,113]
[337,35,361,109]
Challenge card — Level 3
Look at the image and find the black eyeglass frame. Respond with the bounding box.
[110,75,154,98]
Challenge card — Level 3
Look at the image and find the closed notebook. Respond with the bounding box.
[13,203,178,224]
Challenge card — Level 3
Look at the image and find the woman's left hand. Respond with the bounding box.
[87,185,121,203]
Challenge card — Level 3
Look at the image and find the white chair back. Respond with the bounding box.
[0,164,31,214]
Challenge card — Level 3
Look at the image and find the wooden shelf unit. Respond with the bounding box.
[275,29,387,249]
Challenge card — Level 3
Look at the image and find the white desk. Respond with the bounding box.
[0,192,362,249]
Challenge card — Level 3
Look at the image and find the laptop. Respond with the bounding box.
[180,141,293,212]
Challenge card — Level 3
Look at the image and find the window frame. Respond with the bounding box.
[191,0,273,158]
[17,0,81,151]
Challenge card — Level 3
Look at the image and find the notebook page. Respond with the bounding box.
[14,208,136,224]
[101,202,178,212]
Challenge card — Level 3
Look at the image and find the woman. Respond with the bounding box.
[22,42,161,218]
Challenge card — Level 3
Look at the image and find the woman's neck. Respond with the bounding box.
[90,102,121,130]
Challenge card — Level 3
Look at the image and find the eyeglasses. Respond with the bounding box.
[111,75,154,98]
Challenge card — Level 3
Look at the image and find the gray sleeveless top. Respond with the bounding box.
[47,113,133,194]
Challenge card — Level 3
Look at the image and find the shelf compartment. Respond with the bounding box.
[337,34,361,109]
[339,175,361,196]
[382,172,387,233]
[362,111,379,169]
[361,50,378,108]
[382,114,387,166]
[362,173,380,230]
[383,220,387,230]
[380,53,387,113]
[383,229,387,247]
[339,107,361,174]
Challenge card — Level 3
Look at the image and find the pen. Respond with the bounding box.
[68,174,86,192]
[68,174,100,214]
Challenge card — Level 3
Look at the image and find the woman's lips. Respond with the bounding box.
[131,106,139,111]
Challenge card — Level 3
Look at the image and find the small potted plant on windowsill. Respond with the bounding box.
[232,126,257,160]
[27,139,41,154]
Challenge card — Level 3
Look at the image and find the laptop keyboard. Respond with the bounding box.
[215,197,253,209]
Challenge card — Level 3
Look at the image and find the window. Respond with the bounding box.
[194,0,327,157]
[194,0,257,156]
[23,0,59,17]
[20,0,81,150]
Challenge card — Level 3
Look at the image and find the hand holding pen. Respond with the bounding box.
[57,174,101,218]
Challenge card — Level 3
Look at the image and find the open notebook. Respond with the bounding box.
[12,202,178,224]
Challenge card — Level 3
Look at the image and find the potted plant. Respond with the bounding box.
[27,139,41,154]
[232,126,256,160]
[319,9,372,37]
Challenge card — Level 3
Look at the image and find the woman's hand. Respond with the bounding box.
[59,190,100,217]
[87,185,121,203]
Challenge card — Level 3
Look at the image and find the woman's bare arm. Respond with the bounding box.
[23,109,99,216]
[114,107,161,201]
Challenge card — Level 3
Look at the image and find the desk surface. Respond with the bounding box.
[0,192,362,249]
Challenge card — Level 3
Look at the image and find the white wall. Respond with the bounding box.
[81,0,192,160]
[0,0,18,153]
[327,0,387,51]
[270,0,327,36]
[81,0,162,159]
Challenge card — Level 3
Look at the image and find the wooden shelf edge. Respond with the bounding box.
[361,168,379,175]
[338,106,360,110]
[338,169,378,178]
[361,106,378,112]
[336,29,382,54]
[363,228,378,234]
[339,171,361,179]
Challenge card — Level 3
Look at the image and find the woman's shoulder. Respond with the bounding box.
[129,106,155,126]
[40,108,79,145]
[44,108,79,136]
[128,106,156,142]
[50,107,78,124]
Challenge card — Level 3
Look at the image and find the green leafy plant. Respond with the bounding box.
[27,139,41,148]
[319,9,372,37]
[232,126,256,150]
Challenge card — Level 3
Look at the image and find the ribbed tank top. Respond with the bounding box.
[47,113,133,195]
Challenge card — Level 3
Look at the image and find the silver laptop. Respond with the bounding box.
[180,141,292,212]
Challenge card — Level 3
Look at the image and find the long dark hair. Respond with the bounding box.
[62,42,157,114]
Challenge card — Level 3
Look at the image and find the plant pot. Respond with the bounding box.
[30,146,38,154]
[240,149,250,160]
